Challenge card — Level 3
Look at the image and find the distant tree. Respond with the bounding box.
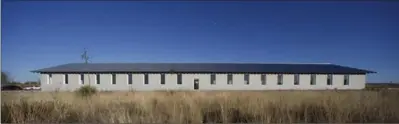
[9,81,20,84]
[24,81,40,87]
[1,72,9,84]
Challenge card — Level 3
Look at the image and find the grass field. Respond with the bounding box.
[2,90,399,123]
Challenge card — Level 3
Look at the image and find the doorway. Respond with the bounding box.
[194,79,199,90]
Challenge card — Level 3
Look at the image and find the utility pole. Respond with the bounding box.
[81,48,91,86]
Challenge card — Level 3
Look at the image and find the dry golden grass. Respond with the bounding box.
[2,90,399,123]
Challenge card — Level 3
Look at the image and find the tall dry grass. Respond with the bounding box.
[2,90,399,123]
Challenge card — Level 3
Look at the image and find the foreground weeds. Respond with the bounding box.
[2,90,399,123]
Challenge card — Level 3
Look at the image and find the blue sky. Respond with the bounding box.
[2,1,398,82]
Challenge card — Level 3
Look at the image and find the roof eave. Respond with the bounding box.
[30,70,42,73]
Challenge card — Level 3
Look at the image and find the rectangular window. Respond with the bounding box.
[210,74,216,85]
[177,74,182,85]
[294,74,299,85]
[161,74,165,85]
[227,74,233,85]
[80,74,84,84]
[144,74,149,84]
[310,74,316,85]
[244,74,250,85]
[64,74,68,84]
[344,75,349,85]
[277,74,283,85]
[112,74,116,84]
[48,74,52,84]
[96,74,100,84]
[261,74,266,85]
[128,74,132,84]
[327,74,332,85]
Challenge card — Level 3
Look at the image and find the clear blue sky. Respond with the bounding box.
[2,1,398,83]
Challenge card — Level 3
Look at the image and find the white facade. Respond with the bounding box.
[39,73,366,91]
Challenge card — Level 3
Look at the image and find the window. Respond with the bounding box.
[80,74,84,84]
[277,74,283,85]
[161,74,165,85]
[244,74,250,85]
[194,79,199,90]
[294,74,299,85]
[48,74,52,84]
[227,74,233,85]
[344,75,349,85]
[96,74,100,84]
[64,74,68,84]
[261,74,266,85]
[310,74,316,85]
[210,74,216,85]
[144,74,149,84]
[327,74,332,85]
[177,74,182,85]
[128,74,132,84]
[112,74,116,84]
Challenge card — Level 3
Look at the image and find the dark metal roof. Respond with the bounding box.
[31,63,376,74]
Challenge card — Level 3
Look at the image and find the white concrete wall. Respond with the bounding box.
[40,73,367,91]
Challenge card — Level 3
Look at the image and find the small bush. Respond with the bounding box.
[75,85,97,97]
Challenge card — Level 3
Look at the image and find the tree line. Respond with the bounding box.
[1,72,40,87]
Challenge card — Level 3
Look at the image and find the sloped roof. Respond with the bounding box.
[31,63,375,74]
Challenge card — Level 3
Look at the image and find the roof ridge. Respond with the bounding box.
[31,62,375,73]
[64,62,333,65]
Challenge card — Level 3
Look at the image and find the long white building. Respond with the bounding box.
[32,63,375,91]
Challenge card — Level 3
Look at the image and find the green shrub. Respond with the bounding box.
[75,85,97,98]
